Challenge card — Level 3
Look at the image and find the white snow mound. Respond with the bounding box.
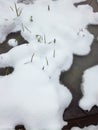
[8,39,18,47]
[0,44,72,130]
[79,65,98,111]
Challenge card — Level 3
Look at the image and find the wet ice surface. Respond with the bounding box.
[0,0,98,130]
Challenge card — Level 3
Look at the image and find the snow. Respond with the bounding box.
[0,44,72,130]
[79,65,98,111]
[0,0,98,129]
[0,62,72,130]
[8,39,18,47]
[71,125,98,130]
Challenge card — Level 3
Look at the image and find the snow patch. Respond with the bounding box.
[8,39,18,47]
[79,65,98,111]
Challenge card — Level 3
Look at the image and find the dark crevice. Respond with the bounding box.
[0,67,14,76]
[63,113,98,130]
[15,125,26,130]
[0,31,28,54]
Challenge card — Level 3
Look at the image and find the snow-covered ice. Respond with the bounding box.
[0,0,98,129]
[71,125,98,130]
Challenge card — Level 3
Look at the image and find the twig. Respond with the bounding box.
[31,53,35,62]
[22,23,24,32]
[14,3,22,17]
[54,38,56,44]
[45,57,49,66]
[53,49,55,58]
[30,16,33,22]
[48,5,50,11]
[10,6,14,12]
[36,35,43,43]
[42,66,45,70]
[24,25,31,33]
[44,35,46,44]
